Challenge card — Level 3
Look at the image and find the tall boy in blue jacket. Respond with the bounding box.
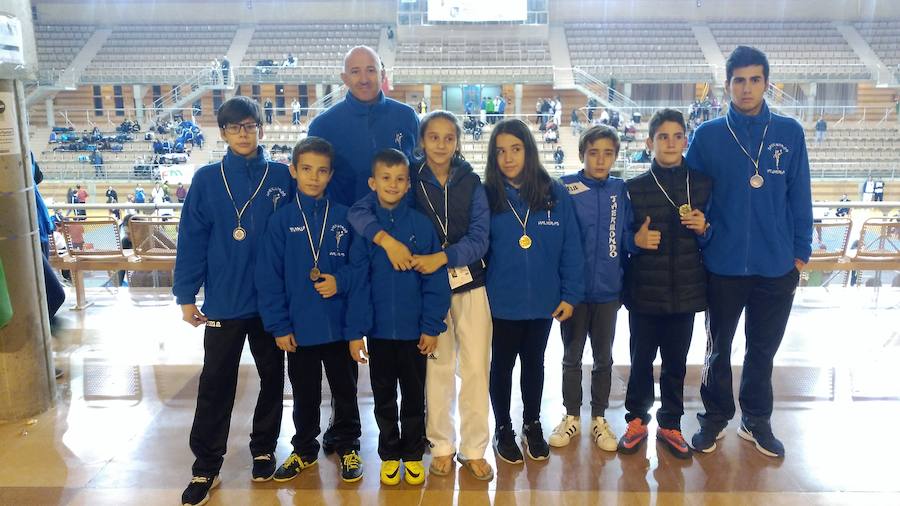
[255,137,363,484]
[346,149,451,487]
[173,97,294,506]
[686,46,812,459]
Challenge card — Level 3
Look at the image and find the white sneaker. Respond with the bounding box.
[591,416,618,452]
[548,415,580,447]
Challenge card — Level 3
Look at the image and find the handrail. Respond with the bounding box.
[571,67,639,113]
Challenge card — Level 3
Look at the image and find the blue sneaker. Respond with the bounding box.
[691,425,725,453]
[737,422,785,458]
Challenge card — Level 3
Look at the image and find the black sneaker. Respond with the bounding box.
[493,425,524,464]
[340,450,363,482]
[521,421,550,461]
[251,453,276,482]
[737,421,785,458]
[181,475,220,506]
[273,453,317,482]
[691,425,725,454]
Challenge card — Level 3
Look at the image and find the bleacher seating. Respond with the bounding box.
[239,24,380,82]
[565,23,711,82]
[709,21,870,80]
[853,20,900,80]
[393,39,552,83]
[81,25,237,82]
[35,24,94,74]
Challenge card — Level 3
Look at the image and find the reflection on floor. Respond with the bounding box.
[1,286,898,505]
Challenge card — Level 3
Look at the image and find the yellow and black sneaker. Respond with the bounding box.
[273,453,317,482]
[380,460,401,485]
[403,460,425,485]
[340,450,363,482]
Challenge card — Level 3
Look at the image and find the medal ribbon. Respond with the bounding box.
[221,161,270,231]
[418,162,450,247]
[649,167,691,214]
[296,194,329,271]
[725,112,770,180]
[506,198,530,237]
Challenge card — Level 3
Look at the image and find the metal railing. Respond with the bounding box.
[572,67,639,113]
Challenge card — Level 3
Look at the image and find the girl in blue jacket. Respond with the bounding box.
[348,111,493,480]
[484,119,584,464]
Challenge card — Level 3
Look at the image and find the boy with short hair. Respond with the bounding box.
[551,125,630,452]
[346,148,451,486]
[174,96,294,506]
[617,108,711,459]
[256,136,363,484]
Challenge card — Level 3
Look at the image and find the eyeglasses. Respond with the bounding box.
[222,123,260,135]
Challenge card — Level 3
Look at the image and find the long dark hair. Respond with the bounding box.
[484,118,553,213]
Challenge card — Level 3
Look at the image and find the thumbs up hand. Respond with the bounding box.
[634,216,661,250]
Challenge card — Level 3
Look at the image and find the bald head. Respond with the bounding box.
[341,46,384,103]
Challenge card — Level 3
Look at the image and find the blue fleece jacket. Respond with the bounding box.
[308,91,419,207]
[486,180,585,320]
[560,171,631,304]
[345,199,450,341]
[348,159,490,269]
[173,147,294,320]
[686,101,812,277]
[256,193,355,346]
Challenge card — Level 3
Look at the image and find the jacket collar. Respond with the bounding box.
[577,170,611,187]
[296,191,328,213]
[728,100,771,127]
[417,158,474,188]
[650,159,687,178]
[344,90,387,116]
[375,196,410,225]
[223,146,267,171]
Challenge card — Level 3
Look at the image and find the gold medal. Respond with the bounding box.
[232,227,246,241]
[519,234,532,249]
[309,267,321,281]
[678,204,691,217]
[750,174,764,189]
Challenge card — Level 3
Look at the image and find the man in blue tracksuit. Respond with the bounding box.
[685,46,812,458]
[255,137,363,483]
[345,149,451,486]
[174,97,294,506]
[308,45,419,208]
[550,125,630,452]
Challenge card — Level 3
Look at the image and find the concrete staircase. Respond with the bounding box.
[26,28,112,107]
[834,22,898,88]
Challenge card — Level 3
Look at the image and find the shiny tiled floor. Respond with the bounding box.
[1,284,899,505]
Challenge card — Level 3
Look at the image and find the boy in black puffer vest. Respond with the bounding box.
[617,109,712,459]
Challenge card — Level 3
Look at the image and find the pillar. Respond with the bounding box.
[44,97,54,128]
[0,78,56,421]
[514,84,523,116]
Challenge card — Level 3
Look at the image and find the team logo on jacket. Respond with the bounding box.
[330,224,348,256]
[767,143,789,175]
[395,132,404,148]
[267,187,287,208]
[289,225,306,233]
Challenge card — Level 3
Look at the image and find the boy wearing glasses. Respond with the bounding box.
[174,96,295,506]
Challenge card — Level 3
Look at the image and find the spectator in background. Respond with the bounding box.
[554,146,565,170]
[91,150,104,178]
[264,98,274,125]
[553,96,562,127]
[220,56,230,86]
[815,117,827,144]
[291,98,301,125]
[66,187,76,216]
[134,184,146,205]
[176,182,187,203]
[105,185,118,204]
[862,176,875,201]
[873,179,885,201]
[75,185,88,217]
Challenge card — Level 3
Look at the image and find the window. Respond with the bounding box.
[113,85,124,116]
[93,85,103,117]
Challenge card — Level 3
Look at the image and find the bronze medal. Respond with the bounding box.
[232,227,247,241]
[519,234,532,249]
[750,174,765,189]
[309,267,322,282]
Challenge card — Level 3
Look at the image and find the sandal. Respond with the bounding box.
[429,454,455,476]
[456,455,494,481]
